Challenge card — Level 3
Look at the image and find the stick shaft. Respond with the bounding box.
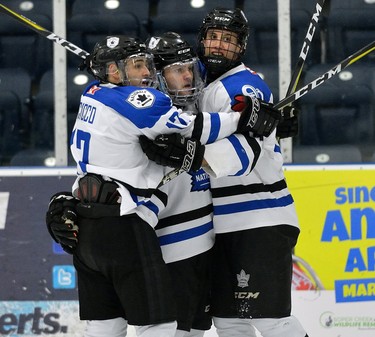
[0,3,89,59]
[286,0,326,96]
[275,39,375,109]
[160,40,375,187]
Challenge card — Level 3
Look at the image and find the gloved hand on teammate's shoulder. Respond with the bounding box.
[232,94,281,137]
[45,192,79,254]
[276,105,300,139]
[139,134,205,172]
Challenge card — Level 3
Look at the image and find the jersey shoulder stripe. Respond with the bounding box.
[221,68,272,102]
[83,84,173,129]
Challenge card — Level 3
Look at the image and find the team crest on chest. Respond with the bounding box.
[126,89,155,109]
[189,169,210,192]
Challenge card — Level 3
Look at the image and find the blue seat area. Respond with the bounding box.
[32,67,91,149]
[242,0,321,66]
[67,12,143,67]
[293,145,362,164]
[0,1,53,80]
[327,0,375,63]
[0,68,32,153]
[153,0,235,16]
[0,0,52,17]
[250,64,280,102]
[9,148,56,167]
[149,0,236,48]
[0,92,23,165]
[296,63,375,146]
[70,0,151,24]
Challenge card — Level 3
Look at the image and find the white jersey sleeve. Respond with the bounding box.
[198,64,299,233]
[70,81,240,223]
[200,64,273,177]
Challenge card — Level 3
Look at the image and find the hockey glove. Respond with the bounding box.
[276,105,300,139]
[45,192,79,254]
[139,134,205,172]
[234,95,281,137]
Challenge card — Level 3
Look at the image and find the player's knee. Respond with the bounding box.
[84,318,127,337]
[213,317,257,337]
[134,321,177,337]
[251,315,307,337]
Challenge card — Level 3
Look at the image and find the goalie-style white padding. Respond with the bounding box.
[212,317,258,337]
[251,316,308,337]
[84,317,128,337]
[134,321,177,337]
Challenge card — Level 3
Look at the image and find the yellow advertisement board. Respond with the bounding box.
[285,166,375,302]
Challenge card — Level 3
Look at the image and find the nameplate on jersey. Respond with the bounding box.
[126,89,155,109]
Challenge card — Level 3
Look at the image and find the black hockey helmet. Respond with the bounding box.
[88,35,157,86]
[197,8,249,77]
[146,32,204,106]
[146,31,194,70]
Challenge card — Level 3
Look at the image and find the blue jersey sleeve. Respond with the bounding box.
[221,69,273,105]
[86,85,176,129]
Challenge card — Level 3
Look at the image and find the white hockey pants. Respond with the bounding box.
[84,318,177,337]
[213,316,308,337]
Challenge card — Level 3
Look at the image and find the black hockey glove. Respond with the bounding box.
[233,95,281,137]
[276,105,300,139]
[139,134,205,172]
[45,192,79,254]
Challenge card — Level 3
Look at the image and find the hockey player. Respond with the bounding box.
[68,35,238,337]
[46,34,278,337]
[144,32,213,337]
[139,8,309,337]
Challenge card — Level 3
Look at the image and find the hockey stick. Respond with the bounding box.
[160,39,375,186]
[286,0,326,96]
[275,39,375,109]
[0,3,89,59]
[157,168,185,188]
[0,2,179,188]
[2,3,373,185]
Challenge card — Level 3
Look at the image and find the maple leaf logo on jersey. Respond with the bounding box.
[127,89,155,109]
[237,269,250,288]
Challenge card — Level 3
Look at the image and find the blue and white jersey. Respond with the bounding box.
[156,168,214,263]
[199,64,299,233]
[70,81,239,227]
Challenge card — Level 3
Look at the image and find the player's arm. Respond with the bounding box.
[202,133,262,178]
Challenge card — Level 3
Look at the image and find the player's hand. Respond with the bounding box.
[276,105,299,139]
[45,192,79,254]
[139,134,205,172]
[233,95,281,137]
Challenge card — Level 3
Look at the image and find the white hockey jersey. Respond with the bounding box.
[70,81,238,227]
[199,64,299,233]
[156,168,214,263]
